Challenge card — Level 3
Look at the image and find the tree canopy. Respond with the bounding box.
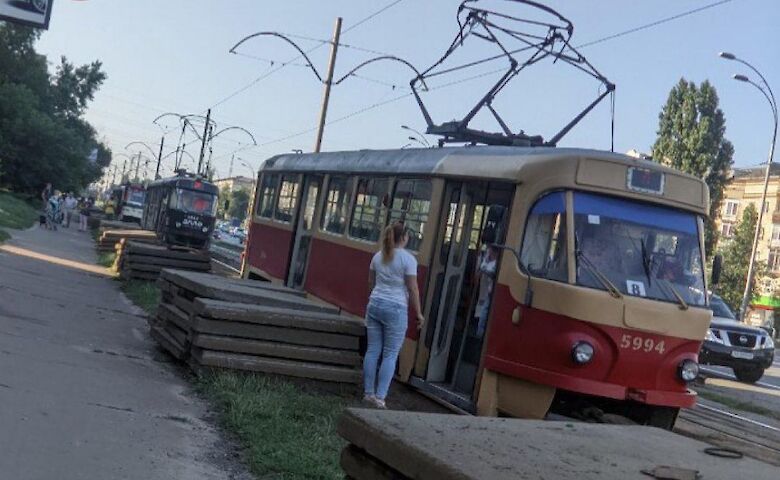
[717,203,764,312]
[0,22,111,195]
[652,78,734,256]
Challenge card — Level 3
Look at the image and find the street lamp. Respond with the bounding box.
[720,52,778,321]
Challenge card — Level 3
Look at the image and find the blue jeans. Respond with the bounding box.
[363,297,407,400]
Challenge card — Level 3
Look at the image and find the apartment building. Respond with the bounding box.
[212,176,254,193]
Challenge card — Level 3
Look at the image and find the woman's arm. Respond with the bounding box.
[405,275,424,329]
[368,269,376,296]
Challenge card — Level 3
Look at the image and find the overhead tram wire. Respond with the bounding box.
[204,0,734,160]
[207,0,405,110]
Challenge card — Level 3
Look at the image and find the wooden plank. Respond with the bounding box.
[160,269,339,315]
[194,298,364,336]
[166,269,307,297]
[192,333,361,366]
[192,348,361,383]
[150,325,186,360]
[194,317,360,350]
[157,302,192,333]
[125,242,210,261]
[127,255,210,268]
[125,262,210,273]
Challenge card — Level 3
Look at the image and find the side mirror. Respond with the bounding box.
[711,254,722,286]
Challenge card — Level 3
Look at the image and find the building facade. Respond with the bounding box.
[716,164,780,327]
[213,176,254,193]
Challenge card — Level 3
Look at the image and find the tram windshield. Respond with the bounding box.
[126,188,145,206]
[170,188,217,216]
[521,191,706,307]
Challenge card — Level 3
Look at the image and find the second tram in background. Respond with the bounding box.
[142,170,219,250]
[242,146,713,429]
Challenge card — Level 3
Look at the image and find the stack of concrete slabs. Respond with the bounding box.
[117,241,211,281]
[337,408,779,480]
[152,269,364,384]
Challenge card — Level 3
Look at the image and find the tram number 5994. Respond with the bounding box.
[620,334,666,354]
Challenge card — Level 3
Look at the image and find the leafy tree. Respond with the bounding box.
[652,78,734,256]
[717,203,764,312]
[227,189,251,222]
[0,22,110,194]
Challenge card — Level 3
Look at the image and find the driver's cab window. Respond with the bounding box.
[520,191,568,282]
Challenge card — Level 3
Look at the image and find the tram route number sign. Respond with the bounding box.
[627,167,664,195]
[0,0,53,29]
[620,334,666,354]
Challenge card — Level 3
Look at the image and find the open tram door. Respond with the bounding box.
[286,175,323,289]
[411,180,513,411]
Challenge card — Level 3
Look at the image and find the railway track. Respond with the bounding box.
[676,401,780,467]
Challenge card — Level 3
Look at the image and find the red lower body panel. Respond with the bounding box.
[247,223,293,281]
[484,285,700,408]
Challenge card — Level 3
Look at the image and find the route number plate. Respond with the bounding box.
[731,350,754,360]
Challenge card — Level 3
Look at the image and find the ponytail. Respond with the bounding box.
[381,221,406,263]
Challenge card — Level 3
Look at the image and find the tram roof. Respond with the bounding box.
[262,146,692,181]
[264,146,709,213]
[147,174,219,194]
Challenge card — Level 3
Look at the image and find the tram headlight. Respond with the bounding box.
[175,222,182,228]
[678,359,699,383]
[764,335,775,350]
[202,226,209,233]
[571,341,594,365]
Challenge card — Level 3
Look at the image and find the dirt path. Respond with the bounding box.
[0,225,251,480]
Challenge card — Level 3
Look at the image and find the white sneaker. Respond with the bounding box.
[373,398,387,409]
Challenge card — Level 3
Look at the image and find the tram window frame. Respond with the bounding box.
[388,178,432,252]
[321,175,354,235]
[256,173,280,219]
[519,191,569,283]
[349,177,390,243]
[274,174,300,223]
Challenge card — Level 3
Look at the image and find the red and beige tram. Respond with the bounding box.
[242,146,712,428]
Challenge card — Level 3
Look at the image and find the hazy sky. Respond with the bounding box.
[33,0,779,179]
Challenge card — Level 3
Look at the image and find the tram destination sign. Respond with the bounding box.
[627,167,664,195]
[0,0,53,29]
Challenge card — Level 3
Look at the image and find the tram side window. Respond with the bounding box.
[321,176,352,234]
[274,175,299,223]
[257,174,279,218]
[350,177,389,242]
[520,191,568,282]
[388,179,431,251]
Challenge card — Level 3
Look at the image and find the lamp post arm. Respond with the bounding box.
[737,58,777,115]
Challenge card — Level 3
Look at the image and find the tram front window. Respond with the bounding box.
[573,192,705,307]
[171,188,217,216]
[127,189,145,206]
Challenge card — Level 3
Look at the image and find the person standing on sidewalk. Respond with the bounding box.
[78,197,91,231]
[362,221,424,409]
[63,193,78,228]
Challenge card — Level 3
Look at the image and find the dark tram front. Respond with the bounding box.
[142,171,219,249]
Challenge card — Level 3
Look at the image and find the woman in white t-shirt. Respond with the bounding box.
[363,221,425,409]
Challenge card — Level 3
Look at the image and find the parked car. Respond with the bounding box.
[700,295,775,383]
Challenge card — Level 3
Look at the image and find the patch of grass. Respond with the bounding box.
[198,371,348,480]
[0,191,39,242]
[697,389,780,421]
[97,252,117,269]
[121,280,161,315]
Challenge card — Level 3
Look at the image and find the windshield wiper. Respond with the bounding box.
[576,250,622,299]
[658,279,689,310]
[639,239,653,286]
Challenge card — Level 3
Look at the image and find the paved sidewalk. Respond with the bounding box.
[0,225,251,479]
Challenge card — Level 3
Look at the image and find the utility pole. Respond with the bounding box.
[110,164,117,185]
[175,122,187,171]
[228,154,235,181]
[134,152,141,180]
[155,136,165,180]
[121,160,127,183]
[313,17,342,153]
[197,109,211,175]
